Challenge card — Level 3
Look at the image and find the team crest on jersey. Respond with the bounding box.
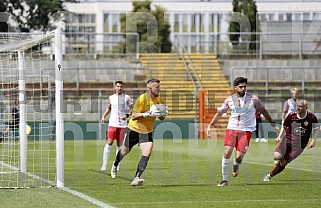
[304,121,308,126]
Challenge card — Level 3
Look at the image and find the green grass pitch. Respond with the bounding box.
[1,138,321,208]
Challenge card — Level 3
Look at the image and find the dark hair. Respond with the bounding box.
[233,77,247,86]
[115,81,124,85]
[147,78,160,84]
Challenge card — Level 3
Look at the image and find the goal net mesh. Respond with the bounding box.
[0,32,58,188]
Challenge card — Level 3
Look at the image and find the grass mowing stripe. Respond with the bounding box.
[114,198,321,205]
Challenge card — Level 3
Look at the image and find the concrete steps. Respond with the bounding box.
[140,53,231,138]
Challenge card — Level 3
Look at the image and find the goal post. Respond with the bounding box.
[55,28,64,188]
[0,28,64,188]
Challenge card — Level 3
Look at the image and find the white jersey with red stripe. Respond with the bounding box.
[218,92,264,131]
[108,93,133,128]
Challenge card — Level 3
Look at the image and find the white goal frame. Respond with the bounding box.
[0,28,64,188]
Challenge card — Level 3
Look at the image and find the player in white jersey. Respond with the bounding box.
[282,87,299,124]
[100,81,133,172]
[206,77,279,186]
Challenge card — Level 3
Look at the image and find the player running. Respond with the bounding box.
[263,100,319,182]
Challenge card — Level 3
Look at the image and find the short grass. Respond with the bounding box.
[1,138,321,208]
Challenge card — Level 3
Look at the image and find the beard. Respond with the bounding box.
[238,91,245,97]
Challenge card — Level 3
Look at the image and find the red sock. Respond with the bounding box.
[270,164,285,177]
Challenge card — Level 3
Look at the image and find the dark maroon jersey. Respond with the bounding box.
[284,111,319,148]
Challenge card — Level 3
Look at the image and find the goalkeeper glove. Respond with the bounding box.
[159,107,169,117]
[142,110,161,117]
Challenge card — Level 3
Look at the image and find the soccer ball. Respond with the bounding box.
[150,104,168,116]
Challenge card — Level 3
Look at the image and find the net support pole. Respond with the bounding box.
[18,51,27,173]
[55,28,64,188]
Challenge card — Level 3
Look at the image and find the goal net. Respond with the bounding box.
[0,29,64,188]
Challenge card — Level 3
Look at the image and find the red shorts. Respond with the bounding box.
[275,139,304,163]
[107,126,126,143]
[224,129,252,153]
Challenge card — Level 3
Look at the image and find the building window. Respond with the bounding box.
[278,13,284,21]
[259,14,267,22]
[294,13,301,21]
[103,13,120,33]
[103,14,109,32]
[182,14,189,32]
[209,13,216,32]
[286,13,292,22]
[174,14,179,32]
[303,13,310,21]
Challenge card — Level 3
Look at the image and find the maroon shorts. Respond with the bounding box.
[107,126,126,143]
[224,129,252,153]
[275,139,304,163]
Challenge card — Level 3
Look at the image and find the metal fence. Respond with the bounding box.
[40,31,321,59]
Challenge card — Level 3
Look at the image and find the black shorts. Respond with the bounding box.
[124,128,153,149]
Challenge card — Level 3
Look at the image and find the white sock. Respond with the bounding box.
[222,157,230,181]
[101,144,112,169]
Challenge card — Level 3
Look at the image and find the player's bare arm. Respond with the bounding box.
[121,104,133,120]
[206,111,224,138]
[101,106,111,124]
[308,126,319,149]
[259,106,280,134]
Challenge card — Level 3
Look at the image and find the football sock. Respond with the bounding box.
[114,150,124,166]
[234,158,241,165]
[222,157,230,181]
[135,156,149,178]
[102,144,112,168]
[270,164,285,177]
[116,146,121,156]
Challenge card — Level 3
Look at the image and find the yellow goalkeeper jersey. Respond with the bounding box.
[128,93,164,134]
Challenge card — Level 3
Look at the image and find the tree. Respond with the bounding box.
[229,0,261,53]
[0,0,77,32]
[119,0,172,53]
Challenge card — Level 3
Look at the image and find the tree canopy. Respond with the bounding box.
[229,0,261,53]
[0,0,77,32]
[119,0,172,53]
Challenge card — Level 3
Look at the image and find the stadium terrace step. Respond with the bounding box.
[140,53,230,137]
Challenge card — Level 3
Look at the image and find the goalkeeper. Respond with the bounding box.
[110,78,168,186]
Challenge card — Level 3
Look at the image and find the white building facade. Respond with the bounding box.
[63,0,321,54]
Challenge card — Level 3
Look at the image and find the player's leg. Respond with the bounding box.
[272,139,286,166]
[131,132,153,186]
[111,128,137,178]
[263,156,288,182]
[101,126,116,171]
[115,127,126,170]
[218,130,237,186]
[270,147,303,177]
[232,131,251,177]
[263,143,303,182]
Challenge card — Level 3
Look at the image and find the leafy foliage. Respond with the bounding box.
[229,0,261,53]
[120,0,172,53]
[0,0,77,32]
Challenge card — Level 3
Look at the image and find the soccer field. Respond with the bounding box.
[1,138,321,208]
